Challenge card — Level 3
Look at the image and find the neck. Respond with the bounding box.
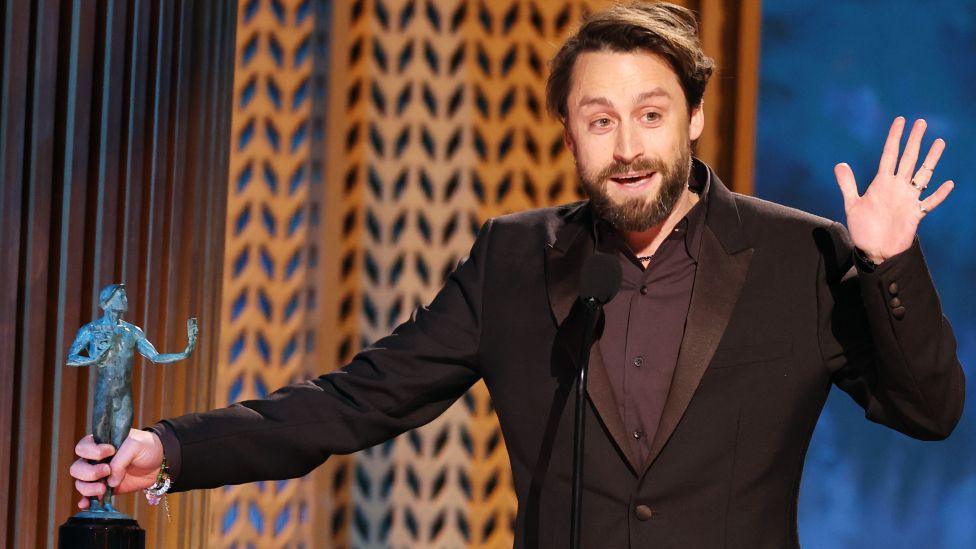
[105,311,122,325]
[622,187,699,258]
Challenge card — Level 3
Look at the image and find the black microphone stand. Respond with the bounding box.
[571,297,603,549]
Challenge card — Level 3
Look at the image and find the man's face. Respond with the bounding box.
[563,50,704,232]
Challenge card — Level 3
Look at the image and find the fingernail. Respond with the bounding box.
[108,478,118,488]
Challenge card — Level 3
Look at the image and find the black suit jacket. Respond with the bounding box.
[157,159,964,548]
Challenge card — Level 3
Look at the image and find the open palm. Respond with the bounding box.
[834,117,954,264]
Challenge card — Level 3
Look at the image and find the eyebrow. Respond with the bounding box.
[577,87,672,110]
[634,88,672,103]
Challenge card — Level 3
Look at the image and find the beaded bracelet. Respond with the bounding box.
[145,457,172,520]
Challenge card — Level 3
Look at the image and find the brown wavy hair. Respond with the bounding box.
[546,1,715,121]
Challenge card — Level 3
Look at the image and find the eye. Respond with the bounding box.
[591,117,612,128]
[642,112,661,123]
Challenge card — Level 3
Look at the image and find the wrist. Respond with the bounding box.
[854,247,884,268]
[149,431,164,463]
[143,422,183,489]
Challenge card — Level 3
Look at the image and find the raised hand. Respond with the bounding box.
[69,430,164,509]
[834,117,954,264]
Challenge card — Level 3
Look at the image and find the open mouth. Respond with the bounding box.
[609,171,657,189]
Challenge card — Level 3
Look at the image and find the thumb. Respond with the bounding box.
[834,163,859,209]
[107,436,143,488]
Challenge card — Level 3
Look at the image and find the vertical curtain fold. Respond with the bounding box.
[0,1,237,547]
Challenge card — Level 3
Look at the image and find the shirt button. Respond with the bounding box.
[634,504,654,521]
[633,429,644,439]
[639,285,648,295]
[888,282,899,294]
[633,355,644,367]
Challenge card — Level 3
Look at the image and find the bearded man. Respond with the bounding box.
[70,3,963,547]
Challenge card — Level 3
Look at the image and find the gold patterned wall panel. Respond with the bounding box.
[221,1,761,547]
[217,0,323,546]
[344,0,488,545]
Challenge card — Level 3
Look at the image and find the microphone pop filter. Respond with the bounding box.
[580,253,622,305]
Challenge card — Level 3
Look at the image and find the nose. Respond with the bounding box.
[613,121,644,165]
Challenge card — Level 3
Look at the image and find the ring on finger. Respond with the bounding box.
[910,179,928,191]
[919,164,934,172]
[920,204,928,215]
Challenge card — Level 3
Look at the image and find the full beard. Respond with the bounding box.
[580,141,692,233]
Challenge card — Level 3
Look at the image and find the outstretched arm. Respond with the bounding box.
[136,318,198,364]
[150,219,494,492]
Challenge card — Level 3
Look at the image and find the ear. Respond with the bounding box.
[689,102,704,141]
[563,125,577,157]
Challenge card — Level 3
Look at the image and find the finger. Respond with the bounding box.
[920,180,954,213]
[107,436,141,488]
[78,497,90,510]
[834,163,859,209]
[879,116,906,175]
[74,435,116,461]
[896,118,927,179]
[75,479,107,498]
[912,138,946,190]
[69,459,111,482]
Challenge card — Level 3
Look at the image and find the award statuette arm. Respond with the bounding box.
[66,326,120,367]
[135,318,198,364]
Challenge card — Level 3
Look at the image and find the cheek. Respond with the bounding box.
[577,153,607,182]
[573,137,612,171]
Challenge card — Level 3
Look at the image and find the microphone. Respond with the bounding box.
[579,253,622,309]
[571,253,621,549]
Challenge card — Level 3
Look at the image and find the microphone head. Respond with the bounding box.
[580,253,622,306]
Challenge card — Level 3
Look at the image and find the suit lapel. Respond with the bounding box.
[642,164,754,474]
[543,159,753,476]
[544,203,640,472]
[587,343,641,471]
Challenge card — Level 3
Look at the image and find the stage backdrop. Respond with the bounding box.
[755,1,976,547]
[214,0,761,547]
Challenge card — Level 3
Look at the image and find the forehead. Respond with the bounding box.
[567,50,685,110]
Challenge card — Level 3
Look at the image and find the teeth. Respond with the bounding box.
[614,174,649,183]
[614,173,650,180]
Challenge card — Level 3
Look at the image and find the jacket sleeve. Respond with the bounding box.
[818,221,965,440]
[154,218,496,491]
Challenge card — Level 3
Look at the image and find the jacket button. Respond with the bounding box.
[890,297,902,308]
[635,505,654,521]
[640,285,649,295]
[892,306,906,320]
[888,282,899,294]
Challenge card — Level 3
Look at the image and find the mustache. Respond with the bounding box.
[594,157,669,182]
